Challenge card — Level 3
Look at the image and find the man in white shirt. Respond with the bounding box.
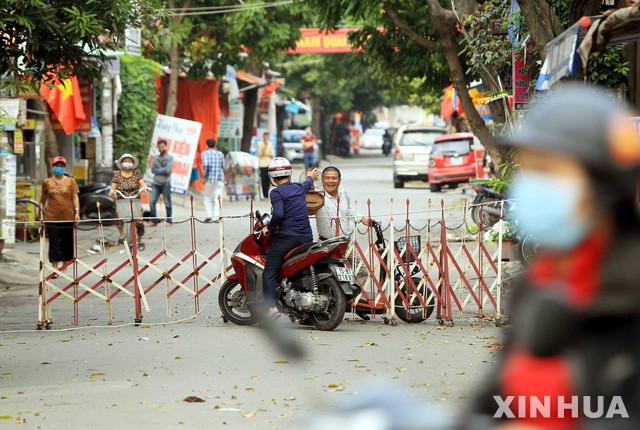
[315,166,372,239]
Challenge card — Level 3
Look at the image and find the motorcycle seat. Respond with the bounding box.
[79,183,108,193]
[284,242,316,260]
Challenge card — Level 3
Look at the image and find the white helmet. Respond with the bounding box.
[268,157,292,179]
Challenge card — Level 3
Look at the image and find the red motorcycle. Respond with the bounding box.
[218,211,361,331]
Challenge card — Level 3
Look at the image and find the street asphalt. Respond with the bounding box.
[0,152,506,429]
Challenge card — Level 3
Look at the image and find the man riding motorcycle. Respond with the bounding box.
[261,157,319,319]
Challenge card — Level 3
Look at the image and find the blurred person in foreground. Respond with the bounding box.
[39,156,80,276]
[464,84,640,430]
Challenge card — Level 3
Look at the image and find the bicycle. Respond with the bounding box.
[112,188,149,250]
[15,198,44,243]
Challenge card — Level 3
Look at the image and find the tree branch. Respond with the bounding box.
[382,2,443,53]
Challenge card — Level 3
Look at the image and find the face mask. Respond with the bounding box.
[510,171,591,252]
[52,167,65,176]
[121,162,134,170]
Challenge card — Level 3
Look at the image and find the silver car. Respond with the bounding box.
[392,125,448,188]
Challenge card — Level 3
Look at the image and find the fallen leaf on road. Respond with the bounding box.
[90,372,105,377]
[245,387,254,391]
[242,410,257,418]
[175,356,184,360]
[363,342,378,347]
[273,360,289,364]
[0,416,12,421]
[15,417,26,424]
[487,343,503,350]
[327,383,344,392]
[183,396,205,403]
[284,397,296,401]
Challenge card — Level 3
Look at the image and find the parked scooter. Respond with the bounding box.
[78,182,117,220]
[351,222,434,324]
[218,211,361,331]
[468,183,504,229]
[382,133,392,156]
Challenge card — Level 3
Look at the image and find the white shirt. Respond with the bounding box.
[315,186,362,238]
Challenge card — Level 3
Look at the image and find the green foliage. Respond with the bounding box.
[282,54,391,118]
[0,0,162,89]
[588,45,630,87]
[463,0,512,83]
[114,55,163,164]
[145,0,312,79]
[305,0,450,110]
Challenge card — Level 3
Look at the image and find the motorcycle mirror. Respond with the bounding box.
[256,210,261,221]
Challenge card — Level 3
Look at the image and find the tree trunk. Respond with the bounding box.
[33,98,59,172]
[241,87,258,153]
[516,0,565,56]
[165,43,179,117]
[441,36,496,149]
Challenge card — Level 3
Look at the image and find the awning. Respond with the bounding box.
[536,4,640,91]
[578,4,640,70]
[236,70,266,86]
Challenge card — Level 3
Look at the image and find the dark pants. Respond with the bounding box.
[150,182,172,223]
[260,167,270,199]
[262,235,311,308]
[45,222,75,263]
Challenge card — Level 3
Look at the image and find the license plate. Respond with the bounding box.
[334,267,354,282]
[417,154,430,162]
[449,157,463,166]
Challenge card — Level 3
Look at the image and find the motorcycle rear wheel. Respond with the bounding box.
[310,277,346,331]
[394,277,434,323]
[218,279,258,325]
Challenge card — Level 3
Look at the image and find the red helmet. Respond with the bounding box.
[268,157,292,179]
[52,156,67,166]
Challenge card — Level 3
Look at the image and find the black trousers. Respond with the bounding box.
[260,167,270,198]
[262,235,310,307]
[45,222,75,263]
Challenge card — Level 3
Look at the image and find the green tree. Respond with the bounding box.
[0,0,161,89]
[114,55,163,163]
[145,0,312,152]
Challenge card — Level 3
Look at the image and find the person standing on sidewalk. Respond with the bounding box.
[39,156,80,276]
[258,132,274,200]
[149,139,173,225]
[301,127,317,170]
[201,138,226,222]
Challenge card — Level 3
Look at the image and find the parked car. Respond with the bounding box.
[392,125,448,188]
[360,128,385,149]
[427,132,483,192]
[282,129,322,165]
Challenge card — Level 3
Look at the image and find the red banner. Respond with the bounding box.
[50,80,92,132]
[288,28,364,54]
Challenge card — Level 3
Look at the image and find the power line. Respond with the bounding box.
[167,0,299,16]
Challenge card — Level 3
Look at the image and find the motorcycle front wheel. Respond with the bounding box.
[218,279,258,325]
[311,277,347,331]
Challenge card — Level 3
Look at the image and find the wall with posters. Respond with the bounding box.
[143,114,202,195]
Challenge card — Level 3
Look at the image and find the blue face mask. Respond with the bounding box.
[510,171,591,252]
[52,167,65,176]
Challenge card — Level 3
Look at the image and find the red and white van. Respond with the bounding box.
[427,133,484,192]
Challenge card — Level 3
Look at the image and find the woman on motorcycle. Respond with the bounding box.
[109,154,151,250]
[261,157,318,319]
